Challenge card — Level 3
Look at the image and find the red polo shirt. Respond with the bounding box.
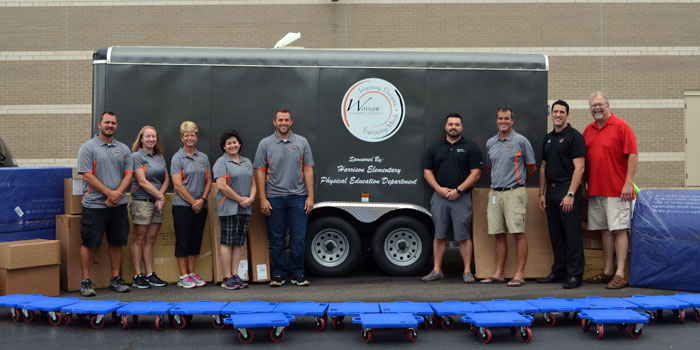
[583,113,638,197]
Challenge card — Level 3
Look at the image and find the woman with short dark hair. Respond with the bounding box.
[213,130,256,289]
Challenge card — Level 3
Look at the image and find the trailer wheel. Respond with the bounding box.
[371,216,431,276]
[305,217,361,277]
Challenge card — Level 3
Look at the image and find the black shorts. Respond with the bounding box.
[220,214,250,246]
[173,205,208,257]
[81,205,129,249]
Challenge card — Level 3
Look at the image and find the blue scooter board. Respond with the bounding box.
[429,301,488,330]
[577,309,650,340]
[525,297,581,327]
[623,295,691,324]
[461,312,534,344]
[116,301,176,330]
[16,296,81,326]
[574,296,638,310]
[61,299,128,329]
[0,294,45,323]
[379,301,436,329]
[169,300,229,329]
[671,293,700,322]
[352,312,422,343]
[327,301,380,330]
[272,301,329,331]
[478,299,539,317]
[223,312,295,344]
[220,300,278,315]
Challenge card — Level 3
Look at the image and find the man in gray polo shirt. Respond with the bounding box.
[481,106,536,287]
[77,111,133,296]
[254,109,314,287]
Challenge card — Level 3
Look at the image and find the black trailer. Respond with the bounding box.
[92,47,548,277]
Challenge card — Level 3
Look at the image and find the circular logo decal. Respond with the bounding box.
[341,78,405,142]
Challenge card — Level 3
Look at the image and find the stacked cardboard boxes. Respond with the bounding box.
[0,239,60,296]
[473,188,554,279]
[56,178,112,291]
[121,193,213,283]
[208,184,249,283]
[204,183,271,283]
[55,214,112,291]
[247,199,271,283]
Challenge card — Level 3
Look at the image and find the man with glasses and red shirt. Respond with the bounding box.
[582,92,638,290]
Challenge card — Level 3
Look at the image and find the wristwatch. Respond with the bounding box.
[567,192,575,198]
[456,188,463,194]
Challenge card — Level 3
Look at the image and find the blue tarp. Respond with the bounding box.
[0,167,71,234]
[630,189,700,292]
[0,228,55,242]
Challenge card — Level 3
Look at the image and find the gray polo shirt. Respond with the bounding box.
[486,129,536,188]
[253,131,314,198]
[77,135,133,208]
[130,148,167,200]
[170,148,211,207]
[213,154,254,216]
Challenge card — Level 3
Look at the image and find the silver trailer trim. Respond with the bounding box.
[94,46,549,72]
[313,201,431,223]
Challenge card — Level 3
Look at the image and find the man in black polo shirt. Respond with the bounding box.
[537,100,586,289]
[422,113,483,283]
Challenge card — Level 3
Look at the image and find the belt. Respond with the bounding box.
[134,198,156,203]
[548,181,571,188]
[492,184,523,192]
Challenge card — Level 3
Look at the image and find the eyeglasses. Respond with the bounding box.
[590,103,607,108]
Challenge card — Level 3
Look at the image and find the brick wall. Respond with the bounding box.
[1,1,697,187]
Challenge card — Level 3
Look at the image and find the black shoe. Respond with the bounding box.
[80,279,96,297]
[146,272,167,287]
[536,273,566,283]
[291,275,310,287]
[563,276,583,289]
[132,274,151,289]
[109,276,131,293]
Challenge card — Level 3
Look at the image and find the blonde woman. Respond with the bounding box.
[129,126,169,288]
[171,121,212,288]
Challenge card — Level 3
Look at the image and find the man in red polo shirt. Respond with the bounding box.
[583,92,638,289]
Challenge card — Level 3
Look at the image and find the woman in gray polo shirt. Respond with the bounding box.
[213,130,256,290]
[129,126,169,289]
[171,121,212,289]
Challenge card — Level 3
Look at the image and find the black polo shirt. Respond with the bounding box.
[424,136,483,191]
[542,124,586,184]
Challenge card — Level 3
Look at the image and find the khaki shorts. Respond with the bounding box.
[487,186,528,234]
[587,196,633,231]
[129,199,164,225]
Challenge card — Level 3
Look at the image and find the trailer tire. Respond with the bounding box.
[305,217,361,277]
[372,216,431,276]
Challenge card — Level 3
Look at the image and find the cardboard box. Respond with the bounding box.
[247,200,270,282]
[0,239,60,269]
[121,193,213,283]
[581,223,603,250]
[0,265,60,296]
[208,184,249,283]
[56,214,112,291]
[64,178,83,215]
[473,188,554,279]
[583,248,631,280]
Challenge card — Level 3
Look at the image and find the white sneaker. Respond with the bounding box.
[177,275,196,289]
[189,273,206,287]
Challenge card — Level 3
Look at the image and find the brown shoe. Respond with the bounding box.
[606,275,628,289]
[584,272,614,283]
